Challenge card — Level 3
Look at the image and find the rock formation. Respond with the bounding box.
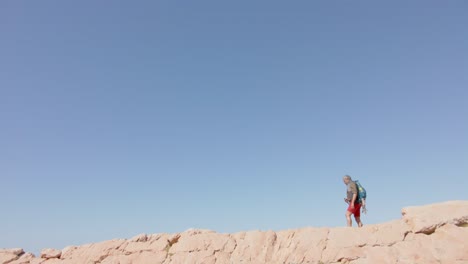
[1,200,467,264]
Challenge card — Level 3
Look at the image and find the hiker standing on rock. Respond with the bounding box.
[343,175,364,227]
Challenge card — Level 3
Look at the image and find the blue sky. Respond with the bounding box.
[1,1,467,254]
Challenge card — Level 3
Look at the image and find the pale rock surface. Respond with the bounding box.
[40,249,61,259]
[0,249,25,264]
[2,200,467,264]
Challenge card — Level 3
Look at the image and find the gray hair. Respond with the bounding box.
[343,175,352,180]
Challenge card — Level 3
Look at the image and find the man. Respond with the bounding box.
[343,175,363,227]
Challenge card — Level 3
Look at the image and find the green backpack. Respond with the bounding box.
[354,180,367,203]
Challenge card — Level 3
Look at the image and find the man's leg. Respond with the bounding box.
[354,204,363,227]
[346,211,353,227]
[354,216,363,227]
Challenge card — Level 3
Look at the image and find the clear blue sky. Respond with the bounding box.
[1,1,467,254]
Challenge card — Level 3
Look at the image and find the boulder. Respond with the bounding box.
[40,249,61,259]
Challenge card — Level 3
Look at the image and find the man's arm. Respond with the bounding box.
[361,198,367,214]
[350,193,357,208]
[350,183,358,208]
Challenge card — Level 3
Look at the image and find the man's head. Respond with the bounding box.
[343,175,352,185]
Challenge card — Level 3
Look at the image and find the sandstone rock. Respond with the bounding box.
[0,249,24,256]
[402,200,468,234]
[28,259,45,264]
[2,200,467,264]
[170,230,232,253]
[100,251,167,264]
[0,252,19,264]
[272,227,328,263]
[117,233,172,255]
[8,252,35,264]
[129,233,147,242]
[0,248,24,264]
[59,239,125,263]
[40,249,61,259]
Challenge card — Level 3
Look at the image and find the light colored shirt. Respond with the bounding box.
[346,181,359,204]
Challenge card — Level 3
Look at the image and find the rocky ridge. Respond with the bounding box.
[1,201,467,264]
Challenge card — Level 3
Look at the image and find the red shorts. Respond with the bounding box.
[347,203,361,217]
